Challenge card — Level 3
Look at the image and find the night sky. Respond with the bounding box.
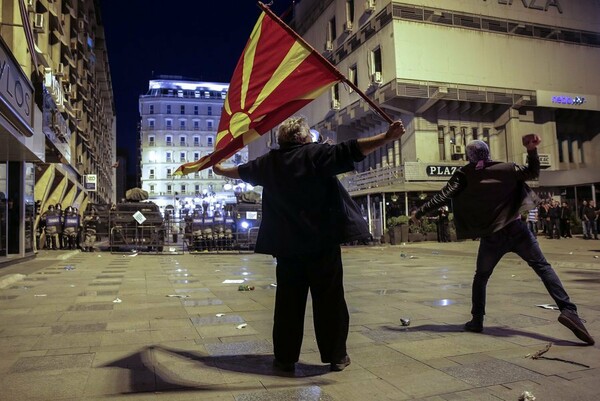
[99,0,293,179]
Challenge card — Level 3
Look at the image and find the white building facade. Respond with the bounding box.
[139,77,248,218]
[248,0,600,236]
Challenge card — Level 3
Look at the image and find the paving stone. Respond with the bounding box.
[234,386,335,401]
[204,340,272,356]
[9,353,94,373]
[68,303,114,311]
[191,315,245,326]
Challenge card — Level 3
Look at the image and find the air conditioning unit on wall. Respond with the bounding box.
[452,145,465,154]
[33,13,44,31]
[371,71,382,84]
[365,0,376,13]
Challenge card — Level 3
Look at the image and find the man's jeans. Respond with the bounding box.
[472,219,576,317]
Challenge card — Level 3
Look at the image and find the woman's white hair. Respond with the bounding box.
[277,116,312,147]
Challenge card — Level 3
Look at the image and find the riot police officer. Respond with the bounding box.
[42,205,61,250]
[202,212,214,252]
[213,210,225,250]
[55,203,64,249]
[83,208,100,252]
[189,210,204,252]
[62,206,80,250]
[224,212,235,250]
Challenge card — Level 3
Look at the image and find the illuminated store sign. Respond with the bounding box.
[551,96,585,106]
[0,39,34,136]
[537,90,599,111]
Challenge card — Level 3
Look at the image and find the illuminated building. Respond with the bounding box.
[138,76,249,218]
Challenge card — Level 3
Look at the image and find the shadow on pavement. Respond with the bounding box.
[383,324,583,346]
[100,345,331,394]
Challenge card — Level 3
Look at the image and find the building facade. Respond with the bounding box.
[248,0,600,237]
[1,0,116,263]
[139,77,249,219]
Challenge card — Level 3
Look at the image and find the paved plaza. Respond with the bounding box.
[0,238,599,401]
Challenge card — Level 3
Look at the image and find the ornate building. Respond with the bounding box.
[139,76,249,218]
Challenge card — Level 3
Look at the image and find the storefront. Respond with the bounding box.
[0,37,43,263]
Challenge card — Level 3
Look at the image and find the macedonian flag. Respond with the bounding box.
[174,3,344,176]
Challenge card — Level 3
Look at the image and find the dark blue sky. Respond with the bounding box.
[99,0,293,176]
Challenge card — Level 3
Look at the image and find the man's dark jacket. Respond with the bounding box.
[417,150,540,239]
[238,140,370,257]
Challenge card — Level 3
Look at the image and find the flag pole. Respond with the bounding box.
[258,2,394,124]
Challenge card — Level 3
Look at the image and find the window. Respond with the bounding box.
[194,90,200,98]
[149,104,154,114]
[166,105,171,114]
[207,106,212,115]
[208,168,213,178]
[204,91,210,98]
[166,152,172,162]
[179,120,186,130]
[438,126,446,161]
[194,172,200,179]
[195,184,200,194]
[166,135,173,146]
[348,65,357,91]
[328,17,337,41]
[179,136,186,146]
[180,152,186,162]
[207,136,214,146]
[193,136,200,146]
[181,184,186,194]
[193,120,200,130]
[331,84,340,102]
[177,90,183,98]
[345,0,355,28]
[148,119,155,129]
[180,105,185,114]
[148,136,155,146]
[194,152,200,160]
[167,184,172,195]
[166,119,172,129]
[207,121,213,131]
[371,47,382,75]
[194,105,199,115]
[150,184,155,193]
[167,168,172,178]
[149,168,155,179]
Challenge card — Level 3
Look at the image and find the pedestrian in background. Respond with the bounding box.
[560,201,572,238]
[214,116,406,372]
[414,135,594,345]
[526,206,538,237]
[582,201,597,240]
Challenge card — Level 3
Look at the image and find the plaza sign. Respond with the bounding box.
[426,165,458,177]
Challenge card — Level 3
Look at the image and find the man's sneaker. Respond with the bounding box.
[330,355,351,372]
[558,309,595,345]
[273,359,295,372]
[464,319,483,333]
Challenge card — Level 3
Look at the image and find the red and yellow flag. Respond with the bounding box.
[174,4,344,176]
